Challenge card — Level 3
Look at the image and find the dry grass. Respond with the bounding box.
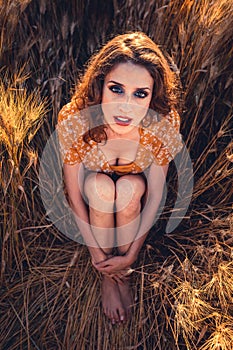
[0,0,232,349]
[0,69,46,164]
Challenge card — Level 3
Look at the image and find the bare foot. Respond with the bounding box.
[117,277,133,319]
[101,275,126,324]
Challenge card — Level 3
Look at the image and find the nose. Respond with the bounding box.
[119,94,133,114]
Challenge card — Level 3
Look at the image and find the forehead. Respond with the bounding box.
[105,61,153,87]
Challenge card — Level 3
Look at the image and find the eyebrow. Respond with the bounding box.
[107,80,151,91]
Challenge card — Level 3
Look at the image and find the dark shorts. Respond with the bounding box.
[107,172,123,183]
[104,172,148,211]
[105,171,147,184]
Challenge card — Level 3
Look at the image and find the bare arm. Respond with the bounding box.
[63,163,107,263]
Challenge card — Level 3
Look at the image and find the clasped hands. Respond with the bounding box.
[92,255,133,284]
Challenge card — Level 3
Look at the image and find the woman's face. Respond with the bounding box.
[101,61,153,135]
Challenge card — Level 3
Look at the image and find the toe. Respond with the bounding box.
[111,311,118,324]
[105,307,110,319]
[113,310,120,324]
[118,308,126,323]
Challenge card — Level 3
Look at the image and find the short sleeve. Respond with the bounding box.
[153,109,183,166]
[56,102,85,165]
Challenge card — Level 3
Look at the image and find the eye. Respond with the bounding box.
[109,85,123,94]
[134,90,149,99]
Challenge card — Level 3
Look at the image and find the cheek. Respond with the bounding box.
[135,95,152,107]
[101,102,113,119]
[132,100,150,116]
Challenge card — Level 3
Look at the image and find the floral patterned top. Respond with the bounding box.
[57,102,183,174]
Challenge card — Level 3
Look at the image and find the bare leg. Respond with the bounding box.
[115,175,145,252]
[115,175,146,316]
[84,172,126,323]
[84,172,115,254]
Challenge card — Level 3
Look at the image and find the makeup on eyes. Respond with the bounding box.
[107,80,150,99]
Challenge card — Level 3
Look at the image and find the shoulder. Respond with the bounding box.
[58,101,78,122]
[141,109,182,159]
[57,101,88,133]
[164,109,180,130]
[143,109,180,136]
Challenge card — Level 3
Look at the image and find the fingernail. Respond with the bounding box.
[120,316,124,321]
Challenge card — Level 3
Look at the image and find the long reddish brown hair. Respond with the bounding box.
[71,31,181,143]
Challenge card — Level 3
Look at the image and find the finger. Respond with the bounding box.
[116,278,124,285]
[110,277,116,283]
[108,273,124,285]
[110,275,121,284]
[94,262,104,269]
[112,271,126,277]
[94,265,109,272]
[99,266,114,273]
[107,275,118,284]
[95,260,111,267]
[92,257,109,266]
[115,276,124,284]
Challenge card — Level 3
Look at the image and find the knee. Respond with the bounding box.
[115,175,146,213]
[84,173,115,205]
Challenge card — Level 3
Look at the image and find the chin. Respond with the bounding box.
[111,124,135,135]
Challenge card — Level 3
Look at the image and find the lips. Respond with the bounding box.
[113,116,132,126]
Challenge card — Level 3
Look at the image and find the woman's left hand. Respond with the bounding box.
[93,255,131,275]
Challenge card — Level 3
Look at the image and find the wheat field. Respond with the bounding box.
[0,1,232,349]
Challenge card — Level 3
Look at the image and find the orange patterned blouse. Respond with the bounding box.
[57,102,183,174]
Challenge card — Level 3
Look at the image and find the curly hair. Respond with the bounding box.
[71,31,181,143]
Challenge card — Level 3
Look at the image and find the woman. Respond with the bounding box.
[57,32,182,324]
